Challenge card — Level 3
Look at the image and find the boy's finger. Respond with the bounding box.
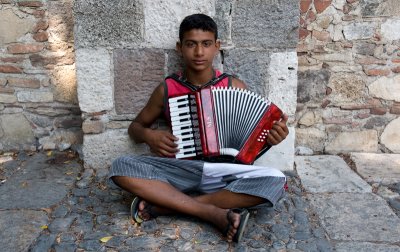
[280,114,289,124]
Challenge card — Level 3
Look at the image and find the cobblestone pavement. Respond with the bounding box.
[0,151,399,251]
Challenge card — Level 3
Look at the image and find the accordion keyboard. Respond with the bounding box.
[169,95,201,158]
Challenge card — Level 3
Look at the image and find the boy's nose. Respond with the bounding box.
[195,45,204,56]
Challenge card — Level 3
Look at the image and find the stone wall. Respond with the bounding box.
[0,0,81,151]
[296,0,400,154]
[74,0,300,173]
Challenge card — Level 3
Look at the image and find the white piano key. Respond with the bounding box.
[169,100,191,108]
[169,95,189,103]
[170,107,190,116]
[172,121,193,131]
[173,128,194,136]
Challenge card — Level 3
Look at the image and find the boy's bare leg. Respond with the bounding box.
[112,176,261,241]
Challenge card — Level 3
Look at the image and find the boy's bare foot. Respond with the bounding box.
[210,208,250,242]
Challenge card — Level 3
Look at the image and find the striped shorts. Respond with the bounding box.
[109,155,286,206]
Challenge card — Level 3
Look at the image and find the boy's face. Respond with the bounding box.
[177,29,220,73]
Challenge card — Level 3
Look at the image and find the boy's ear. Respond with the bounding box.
[176,41,182,55]
[215,39,221,50]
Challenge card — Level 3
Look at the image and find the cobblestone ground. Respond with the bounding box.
[4,151,400,251]
[19,154,333,251]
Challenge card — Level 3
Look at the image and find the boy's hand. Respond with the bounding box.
[146,130,179,157]
[266,114,289,146]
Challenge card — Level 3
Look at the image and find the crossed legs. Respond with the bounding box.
[112,176,265,242]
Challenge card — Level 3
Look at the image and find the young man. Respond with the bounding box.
[109,14,289,242]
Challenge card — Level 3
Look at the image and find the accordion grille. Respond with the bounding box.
[212,87,270,155]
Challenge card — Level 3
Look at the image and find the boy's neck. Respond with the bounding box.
[183,68,214,87]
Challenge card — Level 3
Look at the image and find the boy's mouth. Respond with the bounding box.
[193,60,207,65]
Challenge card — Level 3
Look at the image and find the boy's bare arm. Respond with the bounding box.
[128,84,178,157]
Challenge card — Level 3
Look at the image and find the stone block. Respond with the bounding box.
[0,94,17,103]
[16,90,53,103]
[351,153,400,184]
[267,51,298,117]
[364,116,389,129]
[343,22,376,40]
[232,0,299,49]
[223,49,271,96]
[51,65,77,104]
[82,119,105,134]
[254,127,295,171]
[381,19,400,41]
[361,0,400,16]
[0,8,35,45]
[215,0,234,45]
[295,127,326,152]
[327,73,365,105]
[38,128,83,151]
[82,129,149,170]
[0,114,35,150]
[166,49,184,75]
[368,75,400,102]
[325,130,378,154]
[380,117,400,153]
[76,48,113,113]
[336,242,400,252]
[295,155,371,193]
[297,69,330,103]
[113,49,165,115]
[143,0,215,48]
[0,210,48,252]
[73,0,144,48]
[309,193,400,242]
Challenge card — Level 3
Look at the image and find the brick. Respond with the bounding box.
[0,57,25,63]
[340,99,382,110]
[33,31,48,42]
[0,65,23,73]
[370,107,387,115]
[7,77,40,88]
[364,68,391,76]
[7,44,44,54]
[390,103,400,114]
[315,0,332,13]
[33,10,45,18]
[17,1,43,7]
[313,30,331,41]
[54,117,83,129]
[393,59,400,63]
[30,54,74,68]
[392,66,400,73]
[321,99,331,108]
[299,28,310,40]
[300,0,312,13]
[33,20,48,33]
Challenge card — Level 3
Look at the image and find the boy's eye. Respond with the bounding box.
[185,42,195,48]
[203,41,213,47]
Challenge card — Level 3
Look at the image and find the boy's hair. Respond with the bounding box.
[179,14,218,42]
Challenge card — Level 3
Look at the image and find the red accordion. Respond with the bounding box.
[169,86,283,164]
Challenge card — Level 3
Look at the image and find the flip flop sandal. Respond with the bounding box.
[225,208,250,242]
[130,196,144,224]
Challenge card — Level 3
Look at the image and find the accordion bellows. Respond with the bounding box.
[169,87,283,164]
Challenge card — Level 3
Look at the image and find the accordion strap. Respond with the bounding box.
[166,73,231,91]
